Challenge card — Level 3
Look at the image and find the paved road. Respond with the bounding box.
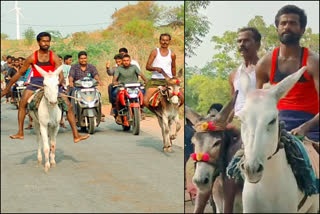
[1,102,184,213]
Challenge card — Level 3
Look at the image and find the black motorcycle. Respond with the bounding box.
[71,76,102,134]
[12,78,26,109]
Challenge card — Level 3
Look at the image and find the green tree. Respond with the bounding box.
[186,75,230,114]
[45,30,63,42]
[158,5,184,28]
[23,27,35,45]
[185,1,210,58]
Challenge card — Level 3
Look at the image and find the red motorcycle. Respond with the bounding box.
[114,82,144,135]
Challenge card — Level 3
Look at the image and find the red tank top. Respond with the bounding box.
[270,47,319,115]
[32,50,55,77]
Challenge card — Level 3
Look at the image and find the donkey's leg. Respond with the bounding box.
[156,115,167,152]
[194,190,212,213]
[34,120,42,165]
[170,114,181,141]
[40,124,50,172]
[162,116,171,152]
[168,118,174,142]
[49,126,59,167]
[223,177,237,213]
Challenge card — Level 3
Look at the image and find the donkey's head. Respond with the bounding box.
[34,64,63,105]
[238,66,307,183]
[186,91,238,192]
[162,69,183,105]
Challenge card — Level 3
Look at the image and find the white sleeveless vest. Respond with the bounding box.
[233,63,256,116]
[151,48,173,79]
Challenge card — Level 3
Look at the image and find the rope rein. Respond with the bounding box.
[27,83,81,101]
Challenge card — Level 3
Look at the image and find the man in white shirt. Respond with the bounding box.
[143,33,184,110]
[228,27,261,127]
[62,55,72,87]
[1,55,7,66]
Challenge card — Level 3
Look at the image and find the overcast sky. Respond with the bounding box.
[1,1,183,39]
[187,1,319,67]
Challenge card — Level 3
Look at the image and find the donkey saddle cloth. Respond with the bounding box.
[27,89,68,112]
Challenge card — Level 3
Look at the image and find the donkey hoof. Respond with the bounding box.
[167,146,172,152]
[163,147,168,152]
[50,162,56,167]
[37,160,42,165]
[44,163,50,172]
[44,167,49,173]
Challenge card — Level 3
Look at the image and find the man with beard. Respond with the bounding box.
[229,27,261,119]
[1,32,90,143]
[255,5,319,142]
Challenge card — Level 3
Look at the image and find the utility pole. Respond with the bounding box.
[9,1,23,40]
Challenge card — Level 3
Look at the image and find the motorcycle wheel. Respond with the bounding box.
[132,107,140,135]
[88,117,95,134]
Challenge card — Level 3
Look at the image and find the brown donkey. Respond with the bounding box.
[147,69,183,152]
[185,91,243,213]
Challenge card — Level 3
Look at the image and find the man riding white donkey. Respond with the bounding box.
[143,33,184,152]
[1,32,89,144]
[239,65,319,213]
[29,64,64,172]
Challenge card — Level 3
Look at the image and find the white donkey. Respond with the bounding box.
[238,66,319,213]
[29,65,63,173]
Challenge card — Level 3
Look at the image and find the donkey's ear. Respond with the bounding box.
[185,105,201,125]
[161,70,171,82]
[34,64,47,78]
[270,66,307,101]
[215,90,238,124]
[177,69,183,79]
[240,70,253,98]
[53,65,64,76]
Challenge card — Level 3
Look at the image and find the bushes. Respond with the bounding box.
[123,18,154,39]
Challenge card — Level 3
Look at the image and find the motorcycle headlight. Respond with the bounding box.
[127,88,139,98]
[81,81,93,88]
[16,81,24,87]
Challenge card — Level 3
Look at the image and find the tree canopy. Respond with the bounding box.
[185,1,210,58]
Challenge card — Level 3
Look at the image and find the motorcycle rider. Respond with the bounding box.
[8,58,21,103]
[68,51,103,92]
[112,54,147,125]
[68,51,103,122]
[106,53,123,116]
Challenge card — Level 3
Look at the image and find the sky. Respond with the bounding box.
[187,1,319,67]
[0,1,183,39]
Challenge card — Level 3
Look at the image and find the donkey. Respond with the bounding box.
[186,91,243,213]
[147,69,183,152]
[238,66,319,213]
[29,64,63,173]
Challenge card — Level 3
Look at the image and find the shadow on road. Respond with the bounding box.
[136,137,181,156]
[18,149,83,165]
